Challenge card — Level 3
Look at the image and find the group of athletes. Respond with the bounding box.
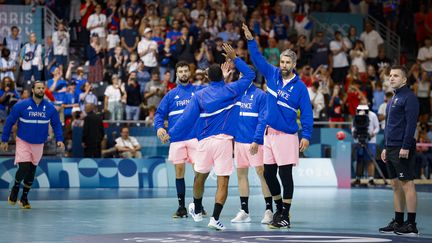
[1,24,420,235]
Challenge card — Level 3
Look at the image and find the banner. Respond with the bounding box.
[0,5,43,41]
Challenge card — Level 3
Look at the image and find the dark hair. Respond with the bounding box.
[31,80,45,89]
[1,48,10,58]
[385,92,393,98]
[175,61,190,71]
[207,64,223,81]
[11,26,18,31]
[312,81,319,89]
[120,126,129,132]
[390,65,408,78]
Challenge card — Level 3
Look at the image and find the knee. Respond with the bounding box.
[255,166,265,178]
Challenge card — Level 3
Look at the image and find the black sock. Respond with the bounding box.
[282,202,291,218]
[240,197,249,214]
[395,212,404,225]
[21,183,32,200]
[176,178,185,207]
[275,198,283,212]
[194,197,202,214]
[407,213,416,224]
[265,197,273,211]
[212,203,223,220]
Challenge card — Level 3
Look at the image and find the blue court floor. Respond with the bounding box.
[0,186,431,243]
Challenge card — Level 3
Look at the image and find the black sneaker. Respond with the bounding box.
[379,219,400,233]
[268,213,290,229]
[173,206,188,218]
[271,210,282,223]
[368,179,376,186]
[19,198,31,209]
[8,187,19,206]
[394,221,419,236]
[352,179,361,186]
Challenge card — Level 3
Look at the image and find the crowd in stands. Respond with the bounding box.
[0,0,432,178]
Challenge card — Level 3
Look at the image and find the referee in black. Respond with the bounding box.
[379,65,419,235]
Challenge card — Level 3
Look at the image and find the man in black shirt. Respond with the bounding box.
[82,104,105,158]
[125,74,142,120]
[120,17,139,57]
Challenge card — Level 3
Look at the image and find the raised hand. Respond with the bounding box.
[242,23,253,40]
[222,43,237,60]
[221,61,233,80]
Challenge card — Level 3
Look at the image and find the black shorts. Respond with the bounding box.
[386,147,416,181]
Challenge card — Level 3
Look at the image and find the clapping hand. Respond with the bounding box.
[242,23,253,40]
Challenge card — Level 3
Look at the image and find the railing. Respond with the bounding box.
[367,15,400,64]
[42,6,60,39]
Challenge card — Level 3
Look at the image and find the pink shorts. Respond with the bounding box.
[168,138,198,164]
[15,137,44,166]
[234,142,264,168]
[195,134,234,176]
[263,127,299,166]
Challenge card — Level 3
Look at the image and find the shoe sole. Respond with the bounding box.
[231,219,251,223]
[379,230,395,234]
[18,202,31,209]
[208,225,225,231]
[268,225,289,229]
[394,232,419,236]
[173,214,188,218]
[8,197,17,206]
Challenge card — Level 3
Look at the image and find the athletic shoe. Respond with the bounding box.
[19,198,31,209]
[379,219,400,233]
[202,207,208,217]
[188,203,203,222]
[268,213,290,229]
[394,221,419,236]
[230,210,251,223]
[261,209,273,224]
[368,179,376,186]
[173,206,188,218]
[8,187,19,206]
[208,217,226,231]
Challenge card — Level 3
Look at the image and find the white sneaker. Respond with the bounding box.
[188,203,203,222]
[230,210,251,223]
[208,217,226,230]
[261,209,273,224]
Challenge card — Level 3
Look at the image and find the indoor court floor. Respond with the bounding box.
[0,186,431,243]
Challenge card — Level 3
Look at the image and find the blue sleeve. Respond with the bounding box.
[247,40,278,85]
[50,107,64,142]
[227,57,255,95]
[253,92,267,144]
[1,103,21,142]
[298,85,314,141]
[168,95,200,137]
[154,92,170,132]
[402,94,420,149]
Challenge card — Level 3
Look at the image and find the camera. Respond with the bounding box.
[353,105,370,145]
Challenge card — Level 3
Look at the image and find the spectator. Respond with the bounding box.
[328,85,345,128]
[360,22,384,65]
[414,4,427,47]
[330,31,351,85]
[78,82,98,113]
[135,63,149,93]
[43,36,56,81]
[373,47,392,73]
[144,70,165,108]
[413,70,431,124]
[79,0,97,44]
[82,103,105,158]
[47,66,68,95]
[372,82,385,113]
[344,81,366,119]
[264,38,280,66]
[21,32,43,84]
[313,65,332,98]
[416,130,431,179]
[0,76,20,120]
[125,75,142,120]
[86,4,107,48]
[161,70,176,92]
[377,92,393,130]
[167,20,182,51]
[120,16,140,57]
[296,34,310,69]
[307,31,329,70]
[138,28,159,74]
[126,52,139,74]
[349,40,367,76]
[104,75,125,121]
[212,37,225,64]
[86,34,104,83]
[159,39,176,81]
[52,21,70,70]
[190,0,206,21]
[271,4,290,41]
[109,46,127,78]
[106,26,120,57]
[115,127,142,158]
[3,26,21,64]
[193,69,208,86]
[69,65,88,102]
[0,48,16,82]
[347,25,359,47]
[218,21,240,42]
[176,26,196,65]
[308,81,325,123]
[144,105,156,127]
[417,37,432,76]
